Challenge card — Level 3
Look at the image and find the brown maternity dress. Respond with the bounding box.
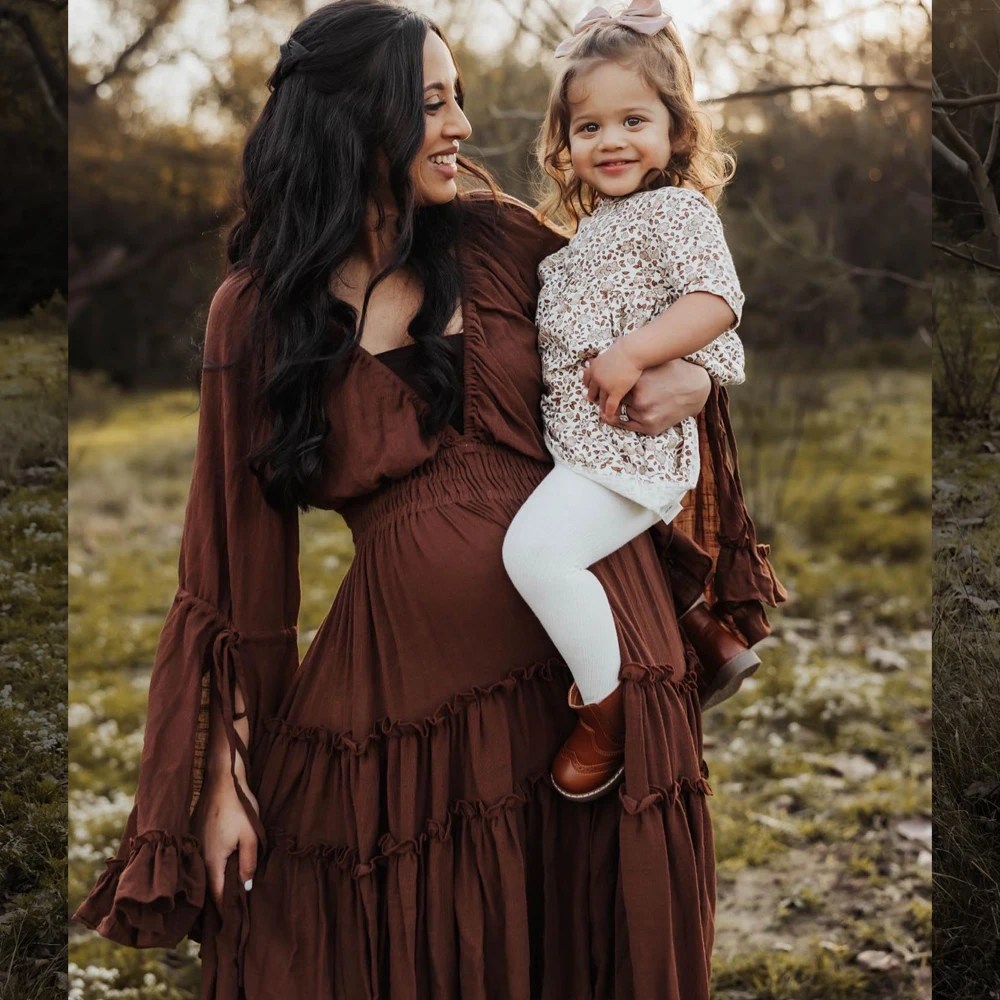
[73,192,785,1000]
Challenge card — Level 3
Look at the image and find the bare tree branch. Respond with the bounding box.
[933,240,1000,274]
[69,212,236,324]
[934,134,971,177]
[749,200,930,291]
[71,0,182,104]
[535,0,573,35]
[491,79,931,122]
[933,92,1000,109]
[933,72,1000,261]
[706,80,930,103]
[986,67,1000,172]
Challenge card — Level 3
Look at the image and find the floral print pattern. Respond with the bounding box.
[536,185,746,518]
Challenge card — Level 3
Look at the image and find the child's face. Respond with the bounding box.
[566,60,672,198]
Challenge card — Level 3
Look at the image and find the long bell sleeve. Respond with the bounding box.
[653,379,787,649]
[71,272,301,948]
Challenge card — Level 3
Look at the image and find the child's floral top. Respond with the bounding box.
[536,185,746,518]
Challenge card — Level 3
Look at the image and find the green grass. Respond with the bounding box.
[930,266,1000,998]
[708,368,930,996]
[67,366,930,998]
[932,414,1000,999]
[0,300,69,999]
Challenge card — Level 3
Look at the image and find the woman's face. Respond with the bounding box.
[412,31,472,206]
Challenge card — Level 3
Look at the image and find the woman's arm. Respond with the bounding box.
[71,274,301,948]
[593,356,711,436]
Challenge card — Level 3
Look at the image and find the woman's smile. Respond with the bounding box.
[414,32,471,204]
[428,148,458,178]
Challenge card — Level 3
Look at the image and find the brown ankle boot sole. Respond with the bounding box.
[550,760,625,802]
[702,650,761,710]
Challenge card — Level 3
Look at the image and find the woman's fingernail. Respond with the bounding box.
[244,878,253,891]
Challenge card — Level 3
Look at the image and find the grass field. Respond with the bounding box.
[932,417,1000,999]
[0,302,69,999]
[67,366,931,999]
[930,270,1000,1000]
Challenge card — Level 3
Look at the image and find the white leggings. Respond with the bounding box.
[502,462,688,706]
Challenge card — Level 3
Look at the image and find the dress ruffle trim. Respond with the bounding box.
[71,830,206,949]
[713,537,787,645]
[73,589,297,950]
[620,660,699,690]
[714,536,787,606]
[262,766,712,878]
[263,657,563,755]
[76,646,709,959]
[265,770,551,878]
[263,656,697,758]
[618,775,713,815]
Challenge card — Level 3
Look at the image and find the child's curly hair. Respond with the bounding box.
[536,15,736,234]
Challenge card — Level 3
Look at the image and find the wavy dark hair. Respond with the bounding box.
[221,0,498,512]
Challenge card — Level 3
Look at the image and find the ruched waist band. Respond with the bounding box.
[339,442,550,540]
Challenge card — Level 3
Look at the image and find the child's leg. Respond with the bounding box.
[502,464,665,706]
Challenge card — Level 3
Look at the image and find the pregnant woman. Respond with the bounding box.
[72,2,783,997]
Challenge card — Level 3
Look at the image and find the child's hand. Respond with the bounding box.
[582,341,645,423]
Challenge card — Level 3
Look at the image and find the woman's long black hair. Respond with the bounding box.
[222,0,498,512]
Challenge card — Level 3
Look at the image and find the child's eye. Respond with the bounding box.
[625,116,644,127]
[425,101,446,113]
[579,123,598,134]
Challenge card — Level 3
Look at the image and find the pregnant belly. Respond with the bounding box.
[275,441,685,737]
[276,445,562,730]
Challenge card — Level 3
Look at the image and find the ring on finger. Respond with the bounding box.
[619,402,629,423]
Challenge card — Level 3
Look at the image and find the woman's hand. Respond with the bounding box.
[591,356,711,435]
[195,695,259,912]
[582,340,645,422]
[195,765,261,912]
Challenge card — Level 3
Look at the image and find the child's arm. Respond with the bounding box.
[686,329,745,387]
[625,296,746,387]
[617,292,737,369]
[584,295,737,420]
[585,188,746,420]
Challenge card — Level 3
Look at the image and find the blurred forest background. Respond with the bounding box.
[931,1,1000,998]
[0,0,67,314]
[68,0,931,387]
[68,1,934,998]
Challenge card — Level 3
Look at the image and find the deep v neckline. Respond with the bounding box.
[352,256,479,444]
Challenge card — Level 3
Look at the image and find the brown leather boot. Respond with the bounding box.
[680,602,761,710]
[550,681,626,802]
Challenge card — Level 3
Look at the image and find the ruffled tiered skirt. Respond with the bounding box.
[82,442,717,1000]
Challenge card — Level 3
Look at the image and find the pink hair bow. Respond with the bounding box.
[554,0,673,58]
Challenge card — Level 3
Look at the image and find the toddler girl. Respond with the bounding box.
[502,0,759,801]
